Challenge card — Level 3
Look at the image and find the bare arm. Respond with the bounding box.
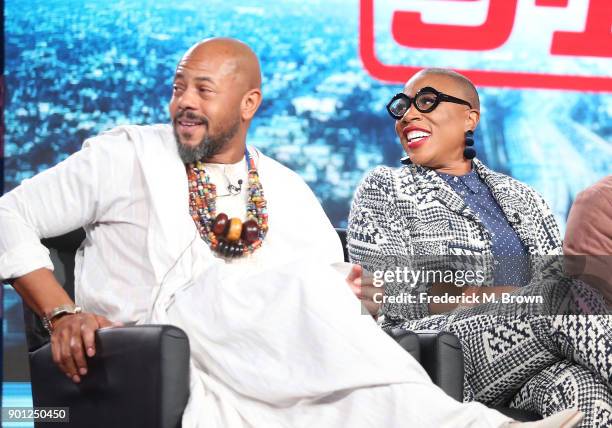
[1,135,134,382]
[11,268,73,317]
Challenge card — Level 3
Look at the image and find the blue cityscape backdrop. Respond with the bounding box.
[2,0,611,416]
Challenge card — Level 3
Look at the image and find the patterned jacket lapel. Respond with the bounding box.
[407,163,481,225]
[403,159,539,254]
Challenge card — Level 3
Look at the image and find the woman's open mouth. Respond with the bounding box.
[404,128,431,149]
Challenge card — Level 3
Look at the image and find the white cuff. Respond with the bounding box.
[0,242,54,281]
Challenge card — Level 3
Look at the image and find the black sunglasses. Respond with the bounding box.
[386,86,472,120]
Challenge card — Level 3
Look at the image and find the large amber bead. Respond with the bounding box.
[242,219,260,244]
[226,218,243,241]
[212,213,229,236]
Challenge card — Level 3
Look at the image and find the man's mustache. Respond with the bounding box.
[174,110,209,127]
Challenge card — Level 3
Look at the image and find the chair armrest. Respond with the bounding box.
[431,331,464,402]
[388,329,464,402]
[29,325,190,428]
[387,328,420,362]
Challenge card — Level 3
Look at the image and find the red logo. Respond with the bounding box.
[359,0,612,91]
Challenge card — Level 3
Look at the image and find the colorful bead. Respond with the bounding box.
[242,219,260,244]
[230,244,241,258]
[186,149,268,258]
[212,213,229,236]
[217,241,228,256]
[186,151,268,258]
[226,218,242,241]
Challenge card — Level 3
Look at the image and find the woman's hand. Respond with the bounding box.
[345,264,383,319]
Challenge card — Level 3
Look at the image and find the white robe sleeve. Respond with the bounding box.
[0,133,136,281]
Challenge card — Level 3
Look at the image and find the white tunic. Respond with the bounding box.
[0,124,511,428]
[0,124,343,322]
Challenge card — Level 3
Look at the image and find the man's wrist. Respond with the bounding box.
[42,304,82,334]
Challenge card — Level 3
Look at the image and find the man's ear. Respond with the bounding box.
[241,88,262,121]
[465,109,480,132]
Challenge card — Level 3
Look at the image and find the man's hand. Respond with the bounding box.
[50,312,121,383]
[345,264,383,318]
[10,269,123,383]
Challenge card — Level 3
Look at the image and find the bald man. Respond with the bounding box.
[171,38,263,164]
[0,40,581,427]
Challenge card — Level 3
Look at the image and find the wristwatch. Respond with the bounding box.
[42,304,82,334]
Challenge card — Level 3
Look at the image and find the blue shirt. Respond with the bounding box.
[437,170,530,286]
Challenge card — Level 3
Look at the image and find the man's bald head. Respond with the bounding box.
[409,68,480,111]
[169,37,263,164]
[179,37,262,91]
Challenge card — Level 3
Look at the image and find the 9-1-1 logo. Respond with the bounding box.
[360,0,612,92]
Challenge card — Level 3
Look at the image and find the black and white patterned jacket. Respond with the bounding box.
[347,158,563,322]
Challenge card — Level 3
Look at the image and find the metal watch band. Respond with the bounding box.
[42,304,82,334]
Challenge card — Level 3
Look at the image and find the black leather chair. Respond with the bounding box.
[335,228,541,421]
[24,230,190,428]
[389,328,465,402]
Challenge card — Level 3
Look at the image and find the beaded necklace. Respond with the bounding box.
[187,149,268,258]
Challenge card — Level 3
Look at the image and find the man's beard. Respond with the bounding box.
[173,111,240,164]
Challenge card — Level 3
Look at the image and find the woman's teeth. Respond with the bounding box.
[406,130,431,142]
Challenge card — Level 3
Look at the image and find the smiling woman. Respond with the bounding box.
[347,68,612,426]
[389,69,480,174]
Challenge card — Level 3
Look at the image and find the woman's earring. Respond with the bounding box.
[464,130,476,159]
[400,156,412,165]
